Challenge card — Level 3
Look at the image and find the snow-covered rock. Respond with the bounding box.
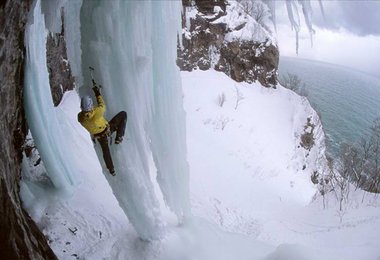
[177,0,279,87]
[46,10,75,107]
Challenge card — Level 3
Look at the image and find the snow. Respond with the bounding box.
[183,70,327,225]
[24,69,380,259]
[211,1,275,44]
[21,0,380,259]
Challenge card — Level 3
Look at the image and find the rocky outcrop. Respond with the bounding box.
[193,0,227,13]
[177,0,279,87]
[0,0,57,259]
[46,8,75,106]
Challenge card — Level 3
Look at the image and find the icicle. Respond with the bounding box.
[262,0,322,52]
[285,0,300,54]
[41,0,65,34]
[24,0,79,197]
[264,0,277,33]
[150,0,191,220]
[62,0,83,88]
[318,0,326,21]
[299,0,315,48]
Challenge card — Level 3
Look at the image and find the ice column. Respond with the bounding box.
[80,0,190,239]
[24,0,79,197]
[150,1,191,219]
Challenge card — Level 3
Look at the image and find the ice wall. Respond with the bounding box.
[80,0,190,239]
[22,0,190,240]
[150,2,191,219]
[24,0,79,198]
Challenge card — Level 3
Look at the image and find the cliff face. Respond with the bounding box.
[0,0,56,258]
[46,7,75,107]
[177,0,279,87]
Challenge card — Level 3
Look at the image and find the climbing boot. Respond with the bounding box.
[115,136,123,144]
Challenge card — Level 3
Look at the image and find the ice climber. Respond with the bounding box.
[78,83,127,176]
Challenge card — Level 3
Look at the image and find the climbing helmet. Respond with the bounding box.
[81,96,93,112]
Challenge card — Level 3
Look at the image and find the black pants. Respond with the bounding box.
[96,111,127,171]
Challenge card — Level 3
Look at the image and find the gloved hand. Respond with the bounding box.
[92,86,101,97]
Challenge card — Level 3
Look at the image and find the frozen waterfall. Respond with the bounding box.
[23,0,80,200]
[22,0,190,240]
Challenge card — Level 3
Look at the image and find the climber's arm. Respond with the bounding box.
[93,86,106,111]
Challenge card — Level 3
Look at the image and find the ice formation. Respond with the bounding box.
[23,0,79,199]
[23,0,190,240]
[284,0,319,53]
[262,0,323,54]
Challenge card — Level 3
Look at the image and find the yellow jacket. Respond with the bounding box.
[78,95,109,135]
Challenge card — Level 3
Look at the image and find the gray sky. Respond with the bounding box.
[275,0,380,77]
[313,0,380,36]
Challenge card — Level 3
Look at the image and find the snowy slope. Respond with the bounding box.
[182,70,380,259]
[183,69,325,238]
[27,71,380,259]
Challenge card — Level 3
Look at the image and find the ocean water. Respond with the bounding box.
[278,57,380,156]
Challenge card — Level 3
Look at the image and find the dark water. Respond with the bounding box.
[278,57,380,156]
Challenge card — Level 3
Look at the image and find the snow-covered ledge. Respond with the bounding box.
[182,69,329,235]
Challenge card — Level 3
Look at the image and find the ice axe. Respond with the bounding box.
[89,66,102,88]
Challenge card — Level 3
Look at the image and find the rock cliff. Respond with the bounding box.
[177,0,279,87]
[46,7,75,107]
[0,0,57,258]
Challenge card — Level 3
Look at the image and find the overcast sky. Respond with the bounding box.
[275,0,380,78]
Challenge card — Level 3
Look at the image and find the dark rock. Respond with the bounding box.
[0,0,57,259]
[300,117,316,151]
[46,7,75,107]
[195,0,227,14]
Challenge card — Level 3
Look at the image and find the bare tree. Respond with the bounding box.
[367,118,380,192]
[237,0,270,27]
[279,72,308,97]
[334,117,380,194]
[330,160,350,213]
[234,85,245,110]
[214,116,230,131]
[252,1,266,25]
[322,118,380,214]
[217,93,226,107]
[238,0,254,15]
